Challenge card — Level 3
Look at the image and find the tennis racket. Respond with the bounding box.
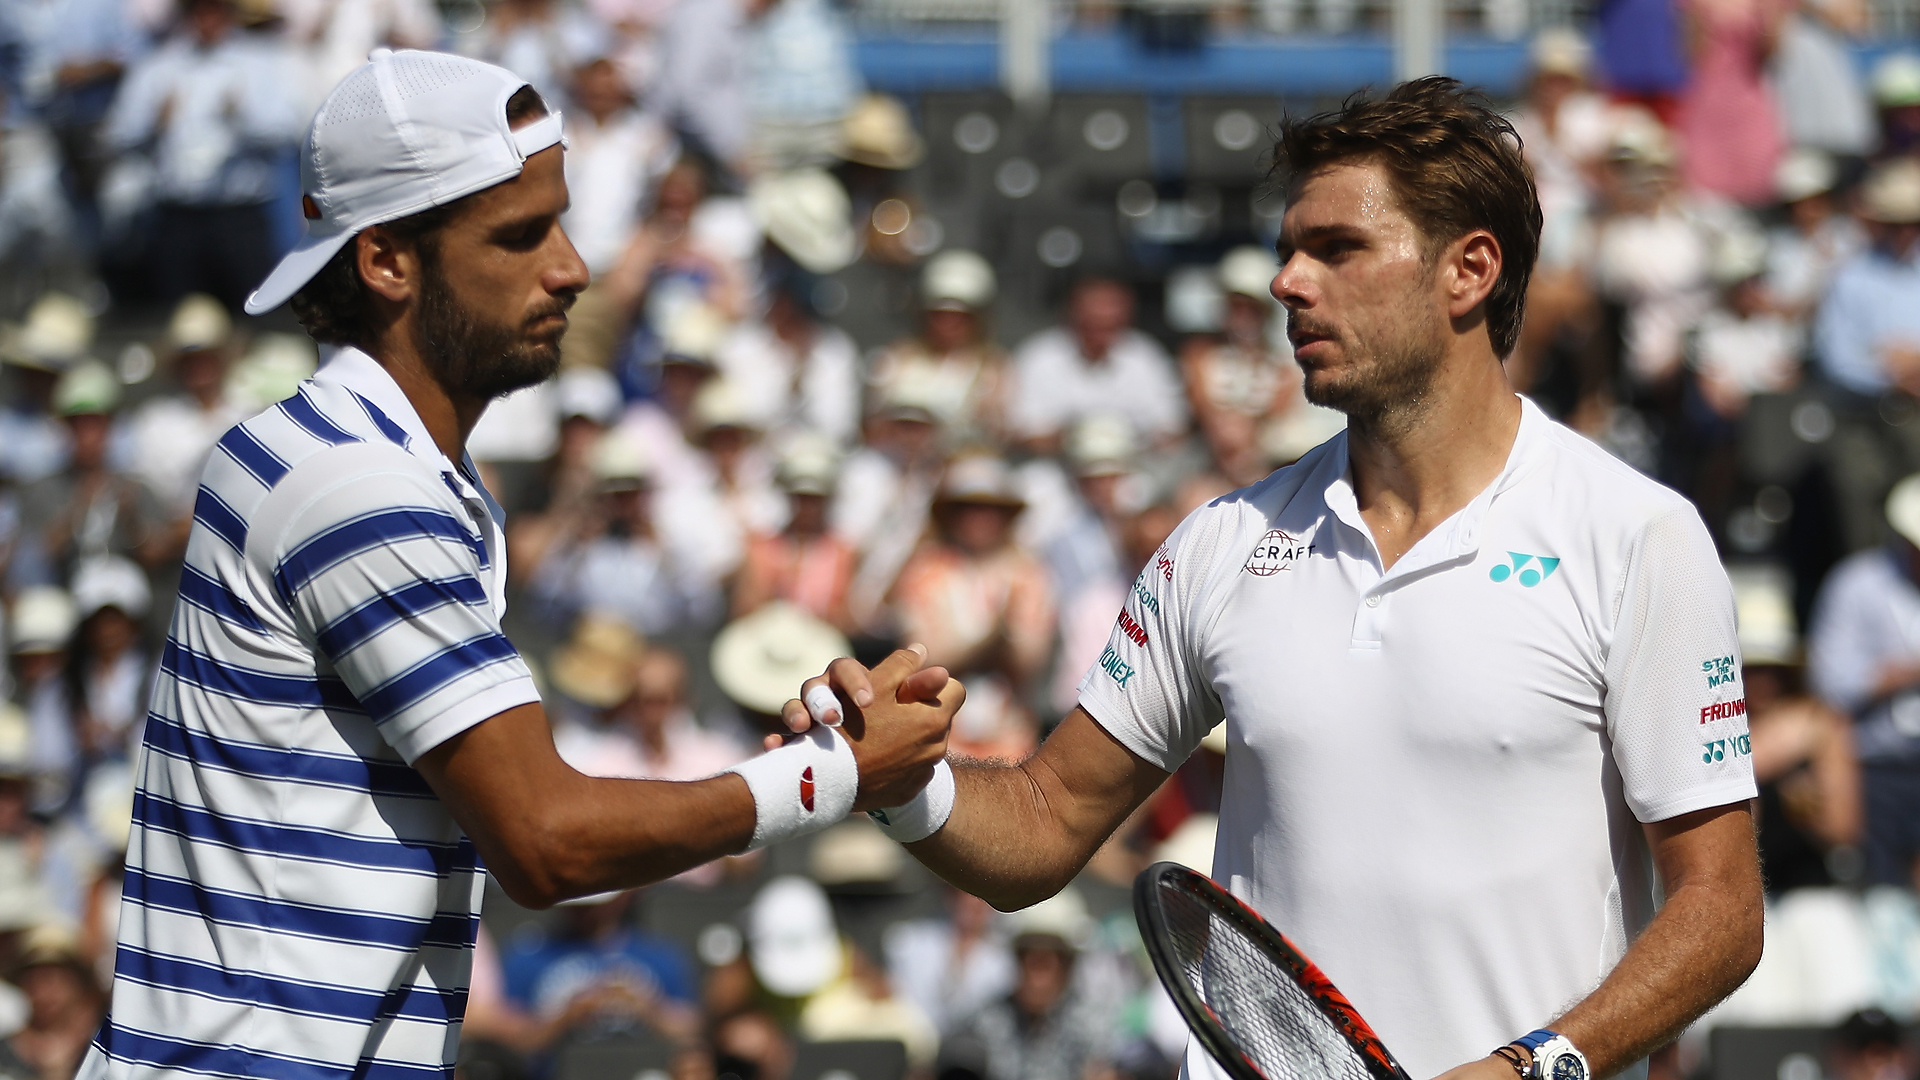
[1133,861,1413,1080]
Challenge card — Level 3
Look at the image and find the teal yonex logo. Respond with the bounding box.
[1489,551,1560,587]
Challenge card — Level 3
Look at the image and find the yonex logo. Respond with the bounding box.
[1489,552,1560,587]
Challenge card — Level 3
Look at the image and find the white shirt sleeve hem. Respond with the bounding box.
[1629,782,1759,826]
[1076,692,1187,774]
[386,676,544,766]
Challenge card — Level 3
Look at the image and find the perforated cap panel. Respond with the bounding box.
[319,66,385,127]
[389,51,486,100]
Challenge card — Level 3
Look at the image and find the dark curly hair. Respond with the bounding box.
[1273,76,1542,359]
[290,85,551,349]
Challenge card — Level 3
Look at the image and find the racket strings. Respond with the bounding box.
[1157,882,1377,1080]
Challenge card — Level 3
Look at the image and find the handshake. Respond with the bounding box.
[722,645,967,852]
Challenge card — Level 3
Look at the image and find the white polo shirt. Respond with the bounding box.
[82,347,541,1080]
[1079,398,1756,1080]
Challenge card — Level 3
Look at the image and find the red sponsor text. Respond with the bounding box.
[1699,699,1748,724]
[1117,609,1149,646]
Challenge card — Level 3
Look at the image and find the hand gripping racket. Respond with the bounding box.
[1133,861,1413,1080]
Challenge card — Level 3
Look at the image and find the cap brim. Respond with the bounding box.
[244,231,357,316]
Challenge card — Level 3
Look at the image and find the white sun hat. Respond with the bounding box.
[244,48,566,316]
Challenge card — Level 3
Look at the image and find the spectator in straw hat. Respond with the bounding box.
[1871,52,1920,157]
[529,431,719,637]
[4,924,104,1080]
[18,362,169,578]
[1767,148,1864,324]
[0,294,93,487]
[890,454,1053,761]
[1808,472,1920,892]
[124,294,251,519]
[868,250,1011,446]
[66,556,150,766]
[711,600,849,733]
[7,589,76,815]
[734,436,857,629]
[1815,158,1920,398]
[714,267,861,447]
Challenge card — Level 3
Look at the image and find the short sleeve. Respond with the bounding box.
[1075,510,1228,772]
[272,463,540,764]
[1603,504,1758,822]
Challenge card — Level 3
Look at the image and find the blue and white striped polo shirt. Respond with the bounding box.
[80,347,542,1080]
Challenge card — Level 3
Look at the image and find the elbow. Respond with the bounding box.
[478,813,597,911]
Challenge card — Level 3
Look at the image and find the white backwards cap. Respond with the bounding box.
[245,48,565,316]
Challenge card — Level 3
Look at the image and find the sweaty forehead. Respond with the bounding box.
[1281,161,1414,239]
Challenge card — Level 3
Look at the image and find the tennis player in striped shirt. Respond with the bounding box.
[78,49,962,1080]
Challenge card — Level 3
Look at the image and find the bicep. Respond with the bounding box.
[414,701,578,859]
[1643,801,1760,896]
[1024,707,1173,850]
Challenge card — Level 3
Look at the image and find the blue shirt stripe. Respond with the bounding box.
[176,565,267,633]
[274,508,483,599]
[191,487,249,551]
[95,1022,350,1080]
[161,639,362,713]
[131,791,474,877]
[217,426,291,488]
[349,390,412,448]
[313,576,490,663]
[121,868,476,950]
[279,388,362,446]
[142,714,434,800]
[113,946,463,1025]
[357,634,521,726]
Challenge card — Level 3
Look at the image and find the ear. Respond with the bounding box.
[1444,229,1503,320]
[356,226,421,306]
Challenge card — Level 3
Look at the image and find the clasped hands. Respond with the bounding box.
[767,644,964,813]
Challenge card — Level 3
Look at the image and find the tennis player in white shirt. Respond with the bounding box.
[789,77,1764,1080]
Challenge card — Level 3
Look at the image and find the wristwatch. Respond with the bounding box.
[1512,1029,1590,1080]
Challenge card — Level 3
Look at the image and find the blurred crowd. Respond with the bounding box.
[5,0,1920,1077]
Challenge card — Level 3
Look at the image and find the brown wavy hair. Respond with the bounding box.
[1274,76,1542,359]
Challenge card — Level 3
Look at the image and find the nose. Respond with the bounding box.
[549,226,590,300]
[1272,253,1314,311]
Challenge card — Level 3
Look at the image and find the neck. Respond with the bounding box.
[363,329,486,462]
[1345,342,1521,569]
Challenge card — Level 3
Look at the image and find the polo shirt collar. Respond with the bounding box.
[315,347,493,488]
[1321,394,1546,578]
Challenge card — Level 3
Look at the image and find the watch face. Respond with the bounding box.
[1549,1053,1587,1080]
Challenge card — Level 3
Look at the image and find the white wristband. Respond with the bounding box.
[723,725,859,851]
[867,758,955,843]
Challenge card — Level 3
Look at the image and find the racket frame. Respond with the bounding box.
[1132,861,1414,1080]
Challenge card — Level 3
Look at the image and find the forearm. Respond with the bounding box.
[904,709,1169,910]
[908,760,1099,910]
[474,770,755,907]
[1552,808,1763,1077]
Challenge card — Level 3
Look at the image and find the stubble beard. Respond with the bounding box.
[1296,293,1447,442]
[412,249,568,401]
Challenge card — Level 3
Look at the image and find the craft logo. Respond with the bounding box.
[1117,609,1149,647]
[1699,699,1748,724]
[1489,551,1560,587]
[1131,579,1161,616]
[1099,645,1136,689]
[1702,655,1737,689]
[1244,529,1313,576]
[799,767,815,812]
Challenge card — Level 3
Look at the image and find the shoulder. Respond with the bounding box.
[1164,437,1345,576]
[1527,412,1699,530]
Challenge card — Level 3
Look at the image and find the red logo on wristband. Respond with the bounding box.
[800,768,815,812]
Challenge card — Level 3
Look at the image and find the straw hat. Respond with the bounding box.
[229,333,319,410]
[1066,414,1138,477]
[935,454,1025,509]
[1872,52,1920,108]
[1005,887,1094,952]
[1775,148,1837,205]
[841,95,926,171]
[1530,27,1591,79]
[777,433,841,496]
[1218,245,1279,303]
[2,292,94,371]
[1888,472,1920,548]
[167,294,234,354]
[556,367,623,425]
[10,587,76,654]
[1728,564,1798,667]
[922,249,996,311]
[53,361,121,416]
[1861,159,1920,225]
[691,379,759,436]
[589,430,653,491]
[549,615,647,709]
[711,601,850,715]
[660,303,729,366]
[749,169,856,275]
